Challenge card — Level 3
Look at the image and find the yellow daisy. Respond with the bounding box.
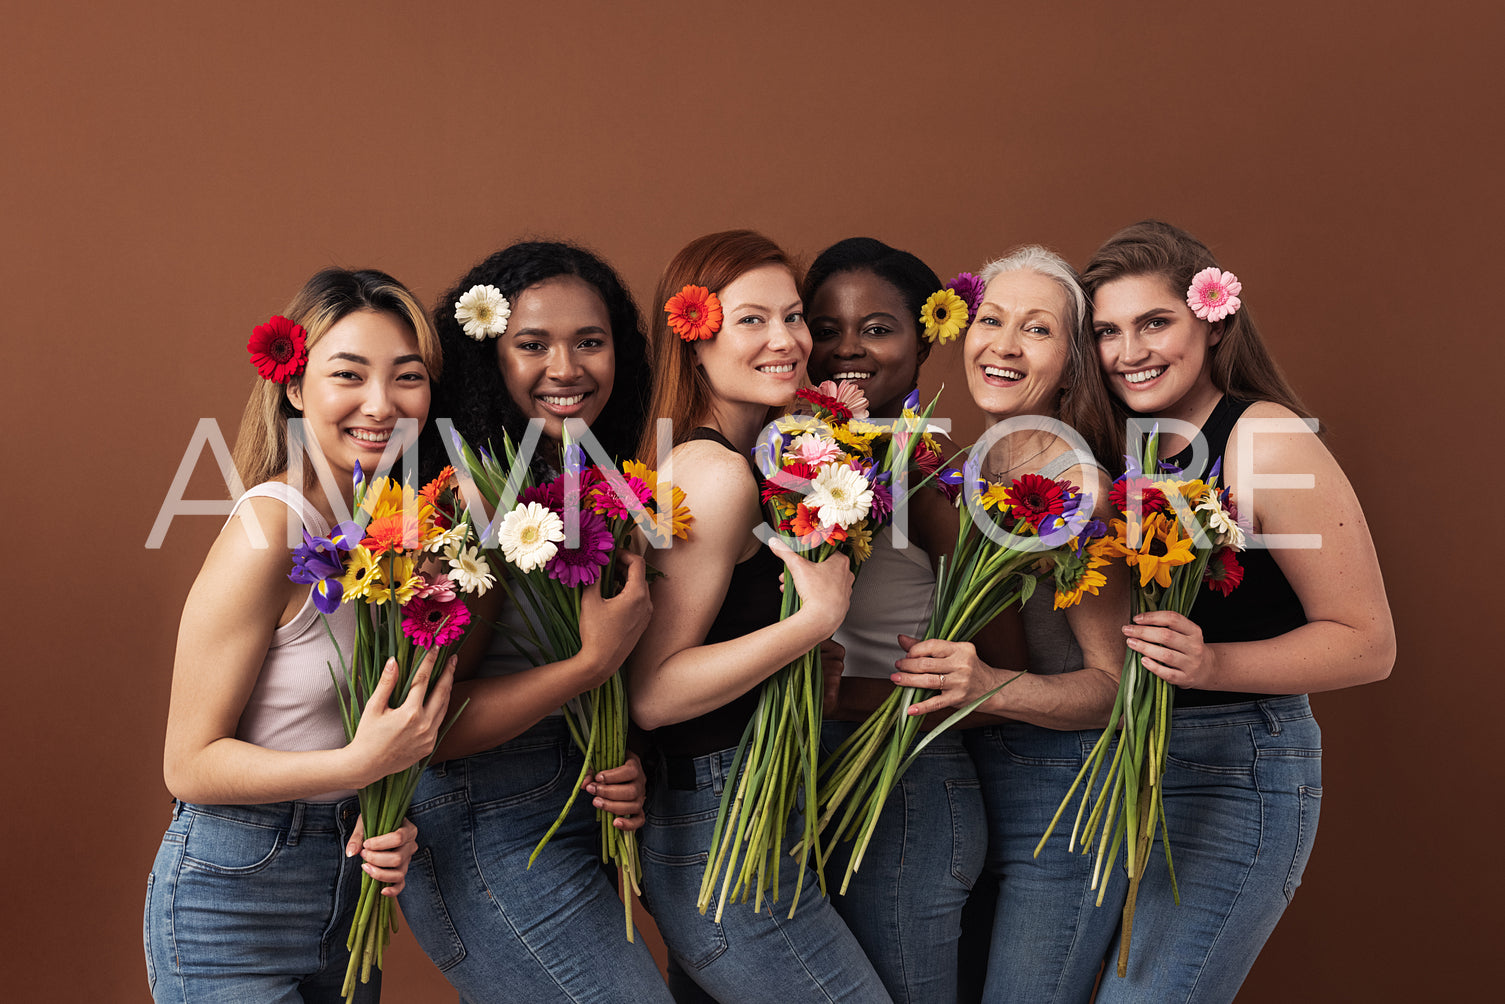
[920,289,969,344]
[338,547,381,603]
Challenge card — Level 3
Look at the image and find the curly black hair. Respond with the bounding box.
[801,237,943,370]
[419,240,650,481]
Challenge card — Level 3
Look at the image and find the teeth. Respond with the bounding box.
[541,394,586,406]
[1124,368,1164,384]
[349,429,391,442]
[831,371,872,380]
[758,364,795,374]
[983,366,1025,380]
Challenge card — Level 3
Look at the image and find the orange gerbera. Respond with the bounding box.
[790,502,847,547]
[665,285,723,341]
[363,513,426,555]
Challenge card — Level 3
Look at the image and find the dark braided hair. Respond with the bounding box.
[420,240,650,480]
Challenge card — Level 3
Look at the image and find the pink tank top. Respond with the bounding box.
[227,482,356,802]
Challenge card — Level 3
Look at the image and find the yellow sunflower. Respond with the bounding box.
[920,289,969,344]
[1116,512,1197,589]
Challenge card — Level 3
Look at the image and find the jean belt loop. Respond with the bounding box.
[287,801,305,846]
[1259,699,1281,736]
[171,798,183,819]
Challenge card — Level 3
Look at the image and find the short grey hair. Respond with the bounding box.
[978,245,1088,340]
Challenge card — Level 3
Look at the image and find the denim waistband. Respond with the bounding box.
[174,797,361,837]
[821,718,968,754]
[660,745,738,792]
[1170,693,1313,729]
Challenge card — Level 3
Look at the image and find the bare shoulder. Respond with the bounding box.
[1227,401,1337,477]
[187,496,298,618]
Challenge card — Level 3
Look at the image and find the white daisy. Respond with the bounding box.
[425,523,469,554]
[496,502,566,572]
[1196,494,1246,551]
[455,284,511,340]
[445,543,496,595]
[806,464,874,529]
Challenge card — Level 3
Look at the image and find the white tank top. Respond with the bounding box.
[834,524,936,679]
[227,482,356,801]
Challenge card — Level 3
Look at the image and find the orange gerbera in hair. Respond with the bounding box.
[665,284,723,341]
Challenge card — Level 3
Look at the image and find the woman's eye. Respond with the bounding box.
[1145,318,1166,331]
[1094,327,1115,339]
[979,316,1000,326]
[862,325,891,337]
[397,371,427,382]
[786,311,804,325]
[812,327,837,340]
[579,338,605,349]
[518,340,546,351]
[1027,325,1051,336]
[333,370,360,380]
[738,315,762,325]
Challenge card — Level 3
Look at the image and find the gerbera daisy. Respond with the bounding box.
[1196,491,1246,550]
[1204,548,1244,596]
[788,433,844,466]
[1109,477,1170,517]
[544,509,614,588]
[1185,267,1242,323]
[401,594,471,648]
[794,387,853,423]
[337,547,381,603]
[847,521,874,565]
[1004,474,1067,529]
[806,463,875,529]
[920,289,968,344]
[665,284,723,341]
[815,380,871,419]
[247,315,308,383]
[790,503,848,547]
[445,543,495,595]
[363,513,426,555]
[947,272,985,316]
[455,284,511,340]
[497,501,566,572]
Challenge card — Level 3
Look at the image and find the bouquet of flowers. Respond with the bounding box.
[816,461,1111,891]
[1035,430,1246,977]
[451,429,691,940]
[288,462,487,1001]
[696,382,940,921]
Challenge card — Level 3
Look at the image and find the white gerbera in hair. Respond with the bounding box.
[496,502,566,572]
[806,464,874,529]
[455,284,511,340]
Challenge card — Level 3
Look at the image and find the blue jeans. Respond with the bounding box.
[971,695,1322,1004]
[821,721,986,1004]
[144,798,380,1003]
[399,718,670,1003]
[640,745,895,1003]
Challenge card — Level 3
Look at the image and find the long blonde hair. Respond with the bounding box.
[231,268,441,491]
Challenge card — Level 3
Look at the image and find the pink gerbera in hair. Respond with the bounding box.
[1186,268,1243,323]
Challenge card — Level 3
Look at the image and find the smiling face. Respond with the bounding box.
[693,264,809,417]
[495,275,615,444]
[963,269,1072,420]
[806,269,923,418]
[1091,273,1222,423]
[286,309,431,482]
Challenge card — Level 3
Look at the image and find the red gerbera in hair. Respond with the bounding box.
[1204,548,1244,596]
[1109,477,1170,517]
[794,388,853,423]
[1005,474,1067,529]
[248,315,309,383]
[665,285,723,341]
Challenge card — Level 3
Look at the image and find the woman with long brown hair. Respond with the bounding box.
[628,230,891,1002]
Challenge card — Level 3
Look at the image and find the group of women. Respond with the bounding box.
[144,221,1395,1003]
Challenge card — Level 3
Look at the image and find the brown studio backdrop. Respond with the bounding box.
[4,1,1501,999]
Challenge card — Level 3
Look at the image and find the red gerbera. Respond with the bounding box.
[665,285,723,341]
[1204,548,1244,596]
[790,502,847,547]
[1109,476,1170,517]
[1006,474,1067,529]
[248,315,309,383]
[794,388,853,423]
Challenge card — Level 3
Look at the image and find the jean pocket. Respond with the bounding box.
[143,872,156,991]
[399,847,466,971]
[1165,722,1256,778]
[1283,785,1322,902]
[180,811,284,876]
[467,740,567,809]
[985,728,1082,767]
[946,778,985,889]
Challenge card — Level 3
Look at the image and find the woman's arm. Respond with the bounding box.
[1123,402,1395,693]
[627,442,853,731]
[433,552,653,760]
[163,498,456,804]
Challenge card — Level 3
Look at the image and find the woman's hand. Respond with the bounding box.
[578,551,653,686]
[892,635,1019,717]
[769,537,854,637]
[585,750,647,831]
[1123,611,1219,688]
[345,652,457,787]
[344,817,419,896]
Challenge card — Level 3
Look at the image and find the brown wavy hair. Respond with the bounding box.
[1078,220,1311,462]
[636,230,800,460]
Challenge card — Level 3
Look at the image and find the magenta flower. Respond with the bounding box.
[1186,267,1242,322]
[545,508,615,588]
[948,272,985,316]
[590,474,653,521]
[401,594,471,648]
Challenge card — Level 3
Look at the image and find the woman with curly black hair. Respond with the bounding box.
[399,241,671,1003]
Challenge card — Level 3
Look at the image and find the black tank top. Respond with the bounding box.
[650,428,786,758]
[1165,396,1307,707]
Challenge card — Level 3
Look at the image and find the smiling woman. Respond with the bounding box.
[145,268,456,1003]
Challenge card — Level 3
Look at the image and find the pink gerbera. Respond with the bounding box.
[788,433,844,466]
[589,473,653,521]
[401,593,471,648]
[815,380,871,419]
[544,509,614,588]
[1186,267,1243,323]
